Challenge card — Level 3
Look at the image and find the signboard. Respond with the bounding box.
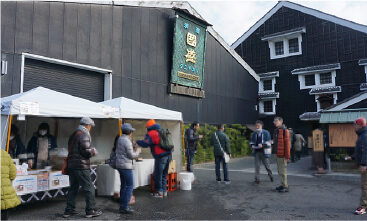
[49,171,70,190]
[329,124,358,147]
[20,102,39,115]
[12,175,38,195]
[312,129,324,152]
[37,173,49,191]
[170,13,207,96]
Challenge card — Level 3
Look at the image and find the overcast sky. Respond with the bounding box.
[188,0,367,45]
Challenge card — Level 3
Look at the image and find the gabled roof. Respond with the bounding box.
[25,0,259,82]
[232,1,367,48]
[324,90,367,111]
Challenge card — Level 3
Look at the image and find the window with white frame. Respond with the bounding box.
[259,77,276,93]
[298,71,336,90]
[262,27,306,60]
[259,99,276,115]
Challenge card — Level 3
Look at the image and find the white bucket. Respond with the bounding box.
[179,172,194,190]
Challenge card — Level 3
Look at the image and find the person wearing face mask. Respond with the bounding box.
[8,125,27,163]
[249,120,273,184]
[27,122,57,169]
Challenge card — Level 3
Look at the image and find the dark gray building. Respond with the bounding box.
[1,1,259,125]
[232,1,367,135]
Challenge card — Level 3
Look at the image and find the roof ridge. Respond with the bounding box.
[232,1,367,48]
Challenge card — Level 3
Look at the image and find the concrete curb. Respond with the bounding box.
[314,172,360,182]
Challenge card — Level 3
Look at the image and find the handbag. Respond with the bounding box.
[214,132,230,163]
[62,131,82,175]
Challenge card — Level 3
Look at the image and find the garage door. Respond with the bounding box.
[23,59,104,102]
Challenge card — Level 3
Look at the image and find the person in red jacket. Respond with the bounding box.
[273,116,290,192]
[136,119,172,198]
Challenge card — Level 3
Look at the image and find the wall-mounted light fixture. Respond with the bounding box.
[1,60,8,75]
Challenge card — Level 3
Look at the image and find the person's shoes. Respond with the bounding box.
[224,180,231,185]
[163,192,167,197]
[216,179,221,184]
[254,180,260,184]
[85,209,102,218]
[275,185,283,191]
[63,209,79,218]
[270,177,274,182]
[119,207,134,214]
[151,191,163,198]
[355,207,366,215]
[277,186,289,192]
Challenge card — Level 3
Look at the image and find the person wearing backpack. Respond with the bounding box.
[116,123,141,214]
[136,119,172,198]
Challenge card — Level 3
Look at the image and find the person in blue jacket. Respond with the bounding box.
[249,120,273,184]
[136,119,171,198]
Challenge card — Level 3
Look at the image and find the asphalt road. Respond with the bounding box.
[9,156,364,220]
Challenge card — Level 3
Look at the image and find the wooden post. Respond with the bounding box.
[6,115,13,153]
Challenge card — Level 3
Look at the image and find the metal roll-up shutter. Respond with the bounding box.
[23,59,104,102]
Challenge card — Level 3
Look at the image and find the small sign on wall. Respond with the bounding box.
[329,124,358,147]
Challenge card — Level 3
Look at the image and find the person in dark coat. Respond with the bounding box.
[8,125,27,163]
[211,124,231,184]
[184,121,203,172]
[347,117,367,215]
[63,117,102,218]
[26,122,57,169]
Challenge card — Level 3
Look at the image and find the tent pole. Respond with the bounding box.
[181,121,186,171]
[119,119,122,136]
[6,115,13,153]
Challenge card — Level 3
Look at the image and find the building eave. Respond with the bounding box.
[292,63,341,75]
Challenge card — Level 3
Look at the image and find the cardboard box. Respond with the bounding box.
[168,160,176,174]
[49,171,69,190]
[12,175,38,195]
[37,173,49,191]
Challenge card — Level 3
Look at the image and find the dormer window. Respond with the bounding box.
[288,38,299,53]
[275,41,284,55]
[261,27,306,60]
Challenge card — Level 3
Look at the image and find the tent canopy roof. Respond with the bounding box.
[100,97,182,121]
[1,87,119,118]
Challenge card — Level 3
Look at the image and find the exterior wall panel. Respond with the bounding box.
[1,2,258,125]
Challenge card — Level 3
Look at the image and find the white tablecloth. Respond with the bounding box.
[96,159,155,196]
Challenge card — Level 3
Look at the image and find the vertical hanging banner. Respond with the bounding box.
[169,12,208,98]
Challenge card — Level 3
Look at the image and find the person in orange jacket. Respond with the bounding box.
[273,116,290,193]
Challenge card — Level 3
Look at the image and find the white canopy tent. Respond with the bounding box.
[1,87,119,159]
[100,97,183,171]
[1,86,119,118]
[100,97,182,121]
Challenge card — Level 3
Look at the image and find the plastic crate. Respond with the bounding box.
[150,172,177,193]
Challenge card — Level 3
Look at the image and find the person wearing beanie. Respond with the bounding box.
[136,119,172,198]
[115,123,141,214]
[348,117,367,215]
